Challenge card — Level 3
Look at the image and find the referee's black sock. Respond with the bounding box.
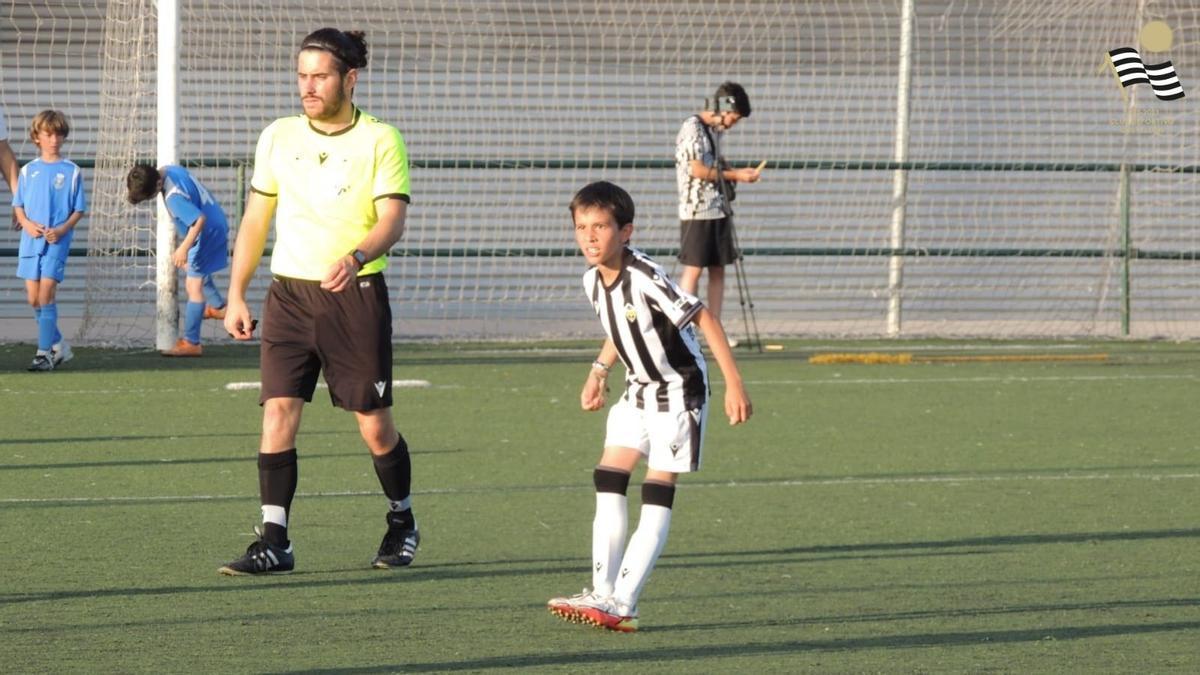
[258,449,298,547]
[373,435,415,530]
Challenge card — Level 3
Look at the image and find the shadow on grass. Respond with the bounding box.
[655,527,1200,561]
[648,597,1200,632]
[0,549,978,607]
[277,620,1200,673]
[2,527,1196,606]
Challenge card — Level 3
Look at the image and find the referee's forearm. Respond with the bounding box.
[357,200,407,259]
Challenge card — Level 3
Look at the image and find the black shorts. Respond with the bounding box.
[679,217,738,267]
[260,273,393,411]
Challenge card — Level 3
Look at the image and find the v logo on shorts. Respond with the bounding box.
[374,381,387,397]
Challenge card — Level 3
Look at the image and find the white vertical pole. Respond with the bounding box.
[887,0,915,337]
[156,0,179,350]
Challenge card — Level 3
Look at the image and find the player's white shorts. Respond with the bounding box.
[604,397,708,473]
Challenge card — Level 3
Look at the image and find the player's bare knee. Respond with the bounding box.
[261,399,303,450]
[356,410,398,454]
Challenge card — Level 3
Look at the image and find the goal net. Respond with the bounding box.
[3,0,1199,344]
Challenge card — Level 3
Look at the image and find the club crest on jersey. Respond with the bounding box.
[54,173,66,189]
[624,303,637,323]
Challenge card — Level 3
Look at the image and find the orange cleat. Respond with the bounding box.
[203,305,227,320]
[547,589,606,624]
[161,338,203,357]
[577,598,639,633]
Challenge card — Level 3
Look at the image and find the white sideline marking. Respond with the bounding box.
[223,379,431,391]
[2,471,1196,505]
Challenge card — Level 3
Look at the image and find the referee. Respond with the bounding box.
[220,28,418,575]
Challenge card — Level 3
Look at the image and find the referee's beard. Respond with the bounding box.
[302,87,351,123]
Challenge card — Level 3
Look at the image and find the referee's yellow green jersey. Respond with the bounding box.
[250,108,410,280]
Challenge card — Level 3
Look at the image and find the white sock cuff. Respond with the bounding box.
[388,497,412,512]
[261,504,288,528]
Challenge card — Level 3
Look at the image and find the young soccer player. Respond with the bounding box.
[13,110,86,371]
[126,164,230,356]
[548,181,752,632]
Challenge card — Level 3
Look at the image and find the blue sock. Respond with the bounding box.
[184,301,205,345]
[38,303,58,351]
[202,275,226,309]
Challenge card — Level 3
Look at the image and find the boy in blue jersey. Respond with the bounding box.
[127,163,230,357]
[13,110,87,372]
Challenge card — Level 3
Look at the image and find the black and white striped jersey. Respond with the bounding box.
[675,114,725,220]
[583,247,709,412]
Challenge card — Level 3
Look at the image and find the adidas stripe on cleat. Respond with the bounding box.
[218,527,294,576]
[372,512,420,569]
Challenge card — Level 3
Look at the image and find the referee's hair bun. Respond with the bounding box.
[342,30,369,69]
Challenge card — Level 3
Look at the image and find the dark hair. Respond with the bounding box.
[569,181,635,228]
[298,28,369,74]
[126,163,161,204]
[715,81,751,117]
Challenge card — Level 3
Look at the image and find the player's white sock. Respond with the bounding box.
[612,482,675,611]
[591,467,631,596]
[592,492,627,596]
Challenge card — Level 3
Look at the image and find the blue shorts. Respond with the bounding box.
[17,255,67,283]
[187,230,229,277]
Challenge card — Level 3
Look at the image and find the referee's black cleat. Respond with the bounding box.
[372,513,420,569]
[218,527,294,576]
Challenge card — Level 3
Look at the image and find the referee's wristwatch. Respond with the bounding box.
[349,249,368,271]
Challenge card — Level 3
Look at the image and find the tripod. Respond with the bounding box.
[711,131,763,353]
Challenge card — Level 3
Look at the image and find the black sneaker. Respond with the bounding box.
[372,513,420,569]
[218,528,294,576]
[27,354,54,372]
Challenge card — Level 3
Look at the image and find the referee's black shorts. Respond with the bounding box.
[678,216,738,267]
[259,273,393,411]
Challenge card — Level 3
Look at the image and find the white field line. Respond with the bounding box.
[2,471,1197,505]
[224,379,430,391]
[747,373,1200,386]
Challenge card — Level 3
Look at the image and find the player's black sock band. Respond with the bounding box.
[373,434,412,502]
[259,449,298,546]
[642,481,676,509]
[594,467,632,495]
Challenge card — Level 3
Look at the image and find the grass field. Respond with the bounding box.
[1,340,1198,673]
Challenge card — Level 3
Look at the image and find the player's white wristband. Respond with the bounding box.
[591,360,611,376]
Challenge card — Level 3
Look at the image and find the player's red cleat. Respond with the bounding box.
[547,588,606,624]
[203,305,227,320]
[577,597,639,633]
[161,338,202,357]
